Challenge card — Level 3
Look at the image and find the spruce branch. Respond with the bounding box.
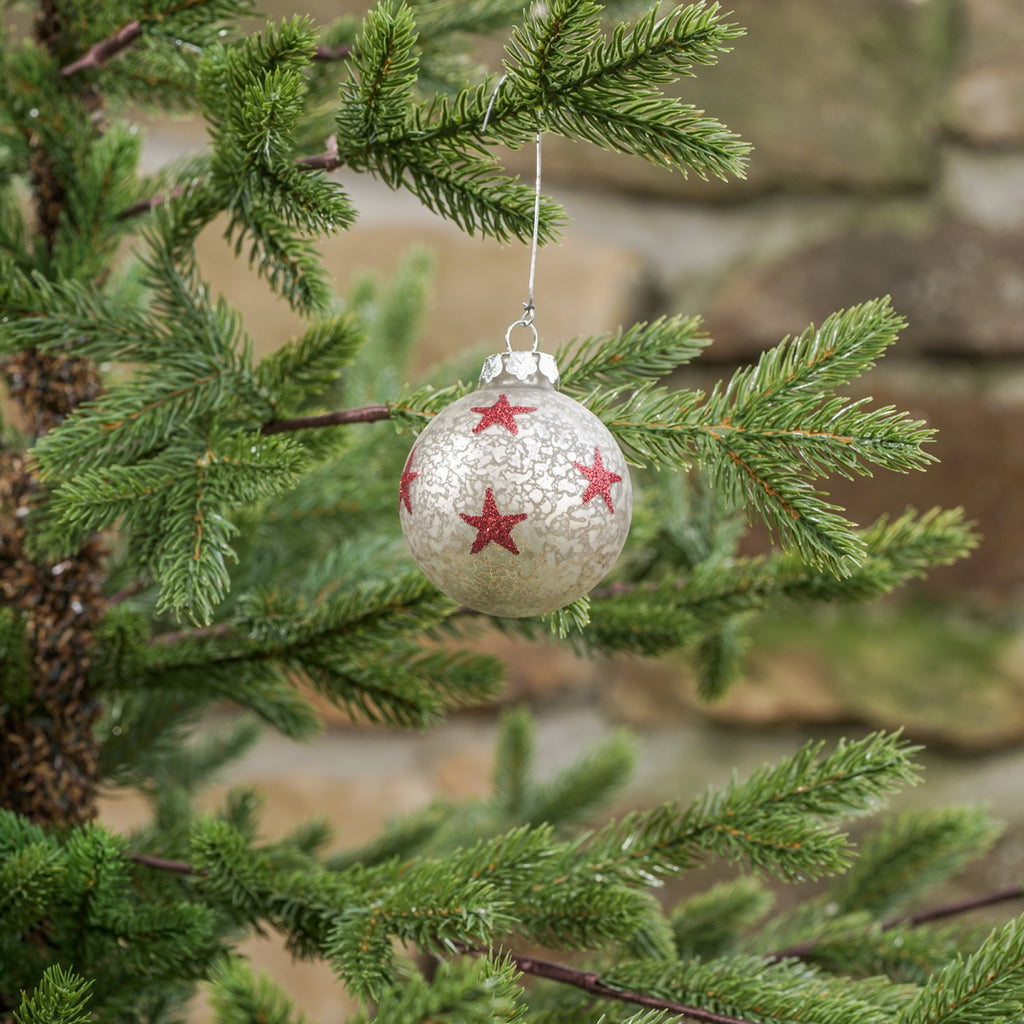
[832,806,1004,921]
[294,136,343,171]
[585,298,932,574]
[11,966,93,1024]
[118,181,197,222]
[583,731,917,883]
[895,915,1024,1024]
[556,314,709,390]
[121,572,501,725]
[500,0,749,179]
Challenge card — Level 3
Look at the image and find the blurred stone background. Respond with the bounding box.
[88,0,1024,1018]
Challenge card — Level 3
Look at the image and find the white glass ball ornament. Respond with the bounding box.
[399,348,632,617]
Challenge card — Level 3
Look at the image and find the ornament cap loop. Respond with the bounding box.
[480,350,560,389]
[504,315,538,353]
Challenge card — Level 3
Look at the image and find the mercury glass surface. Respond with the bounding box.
[400,352,632,617]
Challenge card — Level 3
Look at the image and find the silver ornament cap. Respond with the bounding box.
[399,349,632,617]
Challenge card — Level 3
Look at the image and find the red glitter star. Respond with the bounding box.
[399,446,419,513]
[574,446,622,512]
[471,393,536,434]
[459,488,527,554]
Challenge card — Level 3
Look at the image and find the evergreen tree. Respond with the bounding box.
[1,0,1020,1022]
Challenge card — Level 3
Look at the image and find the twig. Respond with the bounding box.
[294,133,342,172]
[118,140,343,221]
[260,403,391,435]
[62,25,353,79]
[127,851,203,875]
[149,621,234,646]
[61,20,143,77]
[107,577,151,606]
[885,885,1024,929]
[313,44,354,62]
[478,948,759,1024]
[769,884,1024,962]
[118,181,197,222]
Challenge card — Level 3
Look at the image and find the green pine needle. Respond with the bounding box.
[896,915,1024,1024]
[207,957,306,1024]
[13,966,93,1024]
[670,877,775,958]
[597,298,933,574]
[604,954,895,1024]
[577,731,921,883]
[833,806,1004,920]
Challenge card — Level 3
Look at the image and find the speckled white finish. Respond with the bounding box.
[400,354,632,617]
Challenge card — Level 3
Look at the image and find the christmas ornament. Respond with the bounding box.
[399,122,631,616]
[399,345,632,617]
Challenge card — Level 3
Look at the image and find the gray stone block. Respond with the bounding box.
[700,216,1024,358]
[947,0,1024,144]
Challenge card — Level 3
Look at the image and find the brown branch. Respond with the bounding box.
[477,948,759,1024]
[260,403,391,435]
[117,138,342,222]
[107,577,151,606]
[149,621,235,646]
[61,20,143,77]
[294,133,342,172]
[294,151,345,173]
[117,849,1024,1017]
[313,44,354,62]
[118,181,197,222]
[127,851,203,875]
[769,884,1024,962]
[885,885,1024,929]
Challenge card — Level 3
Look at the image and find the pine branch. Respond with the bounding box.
[588,298,931,574]
[11,966,93,1024]
[896,916,1024,1024]
[832,806,1003,920]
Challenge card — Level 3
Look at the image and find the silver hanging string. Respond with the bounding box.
[482,75,543,354]
[480,73,507,135]
[504,128,542,353]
